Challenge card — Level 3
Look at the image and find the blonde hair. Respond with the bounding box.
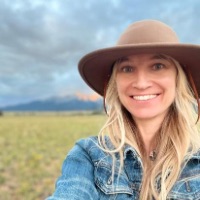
[98,54,200,200]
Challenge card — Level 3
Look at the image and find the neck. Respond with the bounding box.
[134,117,164,155]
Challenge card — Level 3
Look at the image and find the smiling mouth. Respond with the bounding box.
[132,94,158,101]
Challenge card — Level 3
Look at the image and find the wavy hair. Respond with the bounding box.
[98,54,200,200]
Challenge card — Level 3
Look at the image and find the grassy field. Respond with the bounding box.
[0,112,106,200]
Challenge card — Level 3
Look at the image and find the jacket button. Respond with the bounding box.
[107,177,112,185]
[185,181,191,192]
[94,161,98,166]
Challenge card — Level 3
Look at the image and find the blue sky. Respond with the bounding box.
[0,0,200,106]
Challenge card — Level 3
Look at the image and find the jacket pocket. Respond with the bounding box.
[168,175,200,200]
[94,160,134,196]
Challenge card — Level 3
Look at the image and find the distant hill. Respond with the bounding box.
[0,95,103,111]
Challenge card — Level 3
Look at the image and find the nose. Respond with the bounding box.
[132,70,152,89]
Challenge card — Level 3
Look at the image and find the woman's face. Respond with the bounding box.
[115,53,177,123]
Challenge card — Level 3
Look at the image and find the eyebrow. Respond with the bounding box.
[117,54,168,64]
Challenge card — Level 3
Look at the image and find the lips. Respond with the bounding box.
[132,94,158,101]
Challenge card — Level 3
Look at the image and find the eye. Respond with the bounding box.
[152,63,165,70]
[119,66,134,73]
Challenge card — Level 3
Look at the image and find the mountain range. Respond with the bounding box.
[0,95,103,112]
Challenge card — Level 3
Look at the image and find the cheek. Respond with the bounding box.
[116,75,131,90]
[116,77,123,93]
[165,77,177,99]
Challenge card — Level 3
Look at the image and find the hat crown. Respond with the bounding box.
[117,20,179,45]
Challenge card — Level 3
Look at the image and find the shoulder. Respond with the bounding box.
[70,136,101,156]
[75,135,114,150]
[68,136,113,164]
[75,136,99,151]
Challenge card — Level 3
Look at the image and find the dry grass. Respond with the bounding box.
[0,112,106,200]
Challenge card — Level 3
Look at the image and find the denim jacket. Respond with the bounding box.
[46,136,200,200]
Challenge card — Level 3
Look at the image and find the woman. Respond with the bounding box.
[47,20,200,199]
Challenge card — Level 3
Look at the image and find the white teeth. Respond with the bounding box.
[133,95,157,101]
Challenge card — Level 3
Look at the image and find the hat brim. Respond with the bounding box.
[78,43,200,96]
